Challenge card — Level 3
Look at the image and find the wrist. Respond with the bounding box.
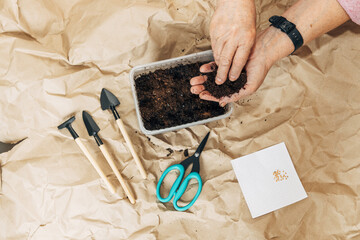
[269,16,304,53]
[256,27,295,66]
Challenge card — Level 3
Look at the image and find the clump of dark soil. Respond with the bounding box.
[135,62,226,131]
[203,69,247,99]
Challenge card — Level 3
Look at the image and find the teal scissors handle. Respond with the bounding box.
[173,172,202,211]
[156,164,185,202]
[156,164,203,211]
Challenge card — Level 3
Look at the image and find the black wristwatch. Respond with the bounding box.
[269,15,303,54]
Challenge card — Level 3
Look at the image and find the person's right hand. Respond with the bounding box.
[209,0,256,85]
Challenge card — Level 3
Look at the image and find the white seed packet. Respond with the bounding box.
[231,142,308,218]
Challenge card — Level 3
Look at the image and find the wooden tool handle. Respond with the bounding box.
[116,118,147,179]
[74,138,116,194]
[99,144,136,204]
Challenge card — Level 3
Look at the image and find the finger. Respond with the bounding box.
[228,45,251,81]
[216,42,237,85]
[199,91,220,102]
[200,62,217,73]
[190,75,207,86]
[219,83,257,106]
[190,85,205,95]
[219,92,241,107]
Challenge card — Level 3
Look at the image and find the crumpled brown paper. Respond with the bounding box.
[1,0,360,239]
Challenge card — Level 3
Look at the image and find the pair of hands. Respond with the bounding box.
[190,0,276,106]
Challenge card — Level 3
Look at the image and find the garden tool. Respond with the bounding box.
[57,116,116,194]
[100,88,147,179]
[82,111,136,204]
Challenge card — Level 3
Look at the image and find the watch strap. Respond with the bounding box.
[269,15,304,54]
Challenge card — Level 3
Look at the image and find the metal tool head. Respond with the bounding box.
[194,132,210,156]
[180,132,210,174]
[57,116,79,139]
[57,116,76,130]
[82,111,100,136]
[100,88,120,110]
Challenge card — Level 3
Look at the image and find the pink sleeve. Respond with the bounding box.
[337,0,360,24]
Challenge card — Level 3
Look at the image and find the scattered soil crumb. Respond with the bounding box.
[166,148,174,157]
[184,149,189,157]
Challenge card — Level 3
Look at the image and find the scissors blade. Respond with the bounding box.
[194,132,210,156]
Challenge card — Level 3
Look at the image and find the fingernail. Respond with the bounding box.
[230,75,236,80]
[216,77,223,84]
[220,102,226,107]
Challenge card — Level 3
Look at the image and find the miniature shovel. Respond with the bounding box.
[58,116,116,194]
[82,111,136,204]
[100,88,147,179]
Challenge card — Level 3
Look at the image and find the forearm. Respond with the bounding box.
[260,0,351,64]
[283,0,350,44]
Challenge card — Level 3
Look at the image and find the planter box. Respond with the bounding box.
[129,50,233,135]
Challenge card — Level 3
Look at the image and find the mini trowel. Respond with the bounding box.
[82,111,136,204]
[57,116,116,194]
[100,88,147,179]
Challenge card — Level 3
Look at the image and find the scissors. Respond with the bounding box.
[156,132,210,211]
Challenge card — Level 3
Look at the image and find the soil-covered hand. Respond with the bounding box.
[210,0,256,85]
[190,27,295,106]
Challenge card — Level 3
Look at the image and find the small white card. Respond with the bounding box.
[231,142,307,218]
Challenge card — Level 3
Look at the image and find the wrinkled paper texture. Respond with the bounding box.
[1,0,360,239]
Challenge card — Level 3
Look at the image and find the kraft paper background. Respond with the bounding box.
[1,0,359,239]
